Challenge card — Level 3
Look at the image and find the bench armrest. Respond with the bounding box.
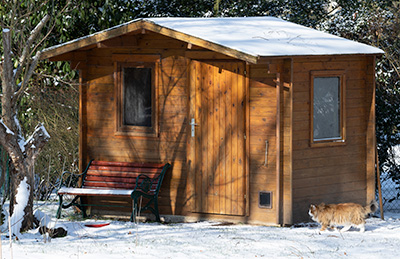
[133,163,171,193]
[58,159,94,189]
[59,170,86,189]
[133,174,153,193]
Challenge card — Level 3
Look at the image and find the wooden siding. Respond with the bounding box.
[248,64,279,224]
[291,56,371,222]
[190,61,246,216]
[62,29,377,225]
[281,58,293,225]
[365,56,376,203]
[80,32,191,216]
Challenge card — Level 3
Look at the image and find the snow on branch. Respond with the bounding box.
[0,119,24,162]
[0,119,15,136]
[24,123,50,161]
[0,120,50,164]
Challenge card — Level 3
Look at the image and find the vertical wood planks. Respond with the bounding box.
[225,62,233,215]
[194,60,202,213]
[231,63,239,215]
[192,61,246,216]
[237,63,245,215]
[220,63,227,214]
[248,65,278,223]
[187,60,197,212]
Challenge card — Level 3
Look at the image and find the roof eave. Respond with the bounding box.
[257,52,384,61]
[41,19,144,60]
[141,20,259,64]
[41,19,259,64]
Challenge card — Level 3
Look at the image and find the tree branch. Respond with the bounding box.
[2,28,13,90]
[38,73,80,89]
[14,14,50,85]
[14,51,41,101]
[0,60,3,80]
[0,120,24,166]
[24,123,50,162]
[1,28,17,130]
[32,1,71,56]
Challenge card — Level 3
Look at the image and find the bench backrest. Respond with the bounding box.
[82,160,170,193]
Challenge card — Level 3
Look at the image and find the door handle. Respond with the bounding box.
[264,140,268,166]
[189,118,198,137]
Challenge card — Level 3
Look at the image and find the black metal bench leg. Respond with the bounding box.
[78,197,88,218]
[153,198,161,222]
[56,194,63,219]
[131,197,138,222]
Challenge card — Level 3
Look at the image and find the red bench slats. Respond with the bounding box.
[86,170,160,178]
[84,182,137,189]
[88,166,162,173]
[82,162,161,191]
[85,175,137,184]
[84,181,158,190]
[91,160,166,168]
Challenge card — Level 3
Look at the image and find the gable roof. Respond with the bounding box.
[41,16,384,64]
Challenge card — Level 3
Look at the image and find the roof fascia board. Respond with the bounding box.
[41,19,259,64]
[40,19,144,60]
[257,53,383,64]
[142,20,258,64]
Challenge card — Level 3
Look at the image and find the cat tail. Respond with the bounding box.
[363,200,378,215]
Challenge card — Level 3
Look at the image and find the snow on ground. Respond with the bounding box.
[0,202,399,259]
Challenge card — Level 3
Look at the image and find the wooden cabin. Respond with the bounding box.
[41,17,383,225]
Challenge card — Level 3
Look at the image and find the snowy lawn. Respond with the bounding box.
[1,202,399,259]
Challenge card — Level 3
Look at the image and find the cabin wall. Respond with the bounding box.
[291,56,373,223]
[247,64,279,224]
[79,32,191,216]
[76,31,287,224]
[69,29,376,224]
[281,58,293,225]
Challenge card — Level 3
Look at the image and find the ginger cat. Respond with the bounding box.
[308,201,377,233]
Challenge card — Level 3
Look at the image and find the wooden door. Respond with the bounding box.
[190,61,246,216]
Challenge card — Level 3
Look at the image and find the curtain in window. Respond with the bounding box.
[313,77,340,140]
[123,67,152,127]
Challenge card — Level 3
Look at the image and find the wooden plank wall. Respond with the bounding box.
[291,56,370,222]
[248,64,278,224]
[191,61,246,216]
[80,32,191,216]
[365,56,376,203]
[281,58,293,225]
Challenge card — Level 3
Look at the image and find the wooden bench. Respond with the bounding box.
[56,160,171,222]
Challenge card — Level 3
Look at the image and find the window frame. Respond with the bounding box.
[114,54,159,137]
[310,70,346,147]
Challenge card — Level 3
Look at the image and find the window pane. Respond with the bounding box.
[313,77,340,140]
[123,67,152,127]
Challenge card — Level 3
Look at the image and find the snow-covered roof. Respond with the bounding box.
[41,16,383,63]
[146,17,383,56]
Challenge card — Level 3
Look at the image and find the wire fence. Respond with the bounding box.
[379,173,400,213]
[378,145,400,214]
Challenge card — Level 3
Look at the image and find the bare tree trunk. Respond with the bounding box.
[1,15,51,234]
[7,160,36,232]
[0,148,8,197]
[22,164,35,231]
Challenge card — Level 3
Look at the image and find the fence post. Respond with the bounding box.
[376,145,384,220]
